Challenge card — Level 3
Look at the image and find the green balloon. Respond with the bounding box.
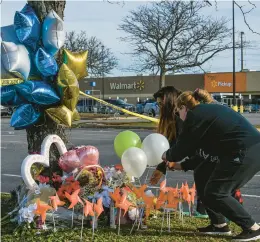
[114,130,142,158]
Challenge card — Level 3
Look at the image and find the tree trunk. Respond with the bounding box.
[159,68,166,88]
[26,1,67,177]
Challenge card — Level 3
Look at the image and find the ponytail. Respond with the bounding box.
[194,88,214,104]
[177,88,214,110]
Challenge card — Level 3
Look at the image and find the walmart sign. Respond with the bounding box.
[110,80,145,91]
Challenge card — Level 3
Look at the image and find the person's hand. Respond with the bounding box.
[162,151,167,161]
[150,170,163,185]
[166,161,176,170]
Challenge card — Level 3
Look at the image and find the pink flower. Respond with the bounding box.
[36,175,50,184]
[65,176,75,182]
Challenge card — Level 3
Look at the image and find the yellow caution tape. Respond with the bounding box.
[0,76,41,86]
[0,78,24,86]
[79,91,159,123]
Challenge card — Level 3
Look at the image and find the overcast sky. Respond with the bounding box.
[1,0,260,77]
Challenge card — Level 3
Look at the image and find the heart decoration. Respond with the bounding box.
[21,135,67,190]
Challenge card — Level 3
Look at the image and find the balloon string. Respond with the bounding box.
[79,91,159,123]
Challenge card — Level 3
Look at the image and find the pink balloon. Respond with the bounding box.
[58,150,81,173]
[76,146,99,166]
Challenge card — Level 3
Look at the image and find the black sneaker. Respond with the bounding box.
[198,224,232,235]
[232,228,260,241]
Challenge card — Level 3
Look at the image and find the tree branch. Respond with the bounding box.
[234,1,259,35]
[64,31,118,76]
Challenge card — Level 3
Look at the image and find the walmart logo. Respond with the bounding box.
[211,80,217,88]
[136,80,145,91]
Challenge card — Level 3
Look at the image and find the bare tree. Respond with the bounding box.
[119,1,233,87]
[65,31,118,77]
[27,1,67,177]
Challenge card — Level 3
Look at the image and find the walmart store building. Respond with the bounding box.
[79,71,260,107]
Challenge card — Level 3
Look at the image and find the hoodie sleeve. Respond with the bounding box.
[156,161,167,175]
[181,155,202,172]
[165,110,205,162]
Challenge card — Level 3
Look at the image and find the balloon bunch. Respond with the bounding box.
[0,4,88,129]
[114,131,170,178]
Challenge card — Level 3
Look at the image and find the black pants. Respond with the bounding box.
[194,143,260,230]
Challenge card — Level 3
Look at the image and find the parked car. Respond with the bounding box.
[136,99,155,114]
[143,102,160,117]
[101,99,136,114]
[0,105,13,116]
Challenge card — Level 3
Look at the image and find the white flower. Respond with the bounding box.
[18,203,37,223]
[34,189,41,195]
[128,208,140,221]
[39,183,50,189]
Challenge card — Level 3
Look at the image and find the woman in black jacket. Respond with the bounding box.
[162,89,260,242]
[151,86,243,218]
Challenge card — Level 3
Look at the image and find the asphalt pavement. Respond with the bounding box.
[1,116,260,222]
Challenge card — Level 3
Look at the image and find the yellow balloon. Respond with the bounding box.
[72,109,80,121]
[63,49,88,80]
[57,64,80,111]
[45,105,73,127]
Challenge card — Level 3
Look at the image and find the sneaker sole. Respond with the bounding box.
[232,235,260,242]
[199,231,232,236]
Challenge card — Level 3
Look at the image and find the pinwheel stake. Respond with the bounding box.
[117,208,122,235]
[137,207,144,231]
[130,207,139,234]
[179,202,184,226]
[167,210,171,232]
[160,208,166,234]
[80,209,84,242]
[71,207,75,228]
[110,201,116,229]
[50,204,56,232]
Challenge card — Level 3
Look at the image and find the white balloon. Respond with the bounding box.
[42,10,65,56]
[1,41,30,80]
[121,147,147,178]
[141,133,170,166]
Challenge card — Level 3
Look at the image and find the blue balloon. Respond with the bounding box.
[42,10,65,56]
[35,48,58,77]
[14,4,40,51]
[1,85,24,107]
[15,81,60,105]
[0,25,20,44]
[28,51,41,78]
[10,104,41,129]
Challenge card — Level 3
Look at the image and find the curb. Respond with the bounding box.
[72,124,156,130]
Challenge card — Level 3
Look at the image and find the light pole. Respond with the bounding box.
[101,45,105,100]
[240,31,245,71]
[232,0,236,110]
